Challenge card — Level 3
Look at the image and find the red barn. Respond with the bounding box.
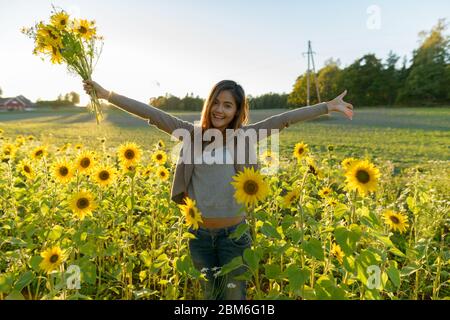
[0,95,35,111]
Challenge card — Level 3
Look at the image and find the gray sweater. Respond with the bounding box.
[187,146,244,218]
[108,92,329,206]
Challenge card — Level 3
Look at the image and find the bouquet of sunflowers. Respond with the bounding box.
[22,7,104,124]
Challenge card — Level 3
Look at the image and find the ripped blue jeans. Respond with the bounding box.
[188,220,252,300]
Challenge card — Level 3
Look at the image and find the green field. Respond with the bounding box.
[1,105,449,170]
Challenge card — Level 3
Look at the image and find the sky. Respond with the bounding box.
[0,0,449,105]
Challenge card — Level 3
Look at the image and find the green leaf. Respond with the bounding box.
[315,276,347,300]
[334,225,362,256]
[48,225,64,241]
[139,250,152,267]
[30,255,43,272]
[5,290,25,300]
[243,248,262,273]
[387,264,401,288]
[0,274,13,294]
[301,239,324,261]
[285,265,309,294]
[400,263,421,276]
[218,256,243,276]
[229,223,249,240]
[79,260,97,285]
[333,203,348,219]
[14,271,35,291]
[261,222,281,240]
[264,264,282,280]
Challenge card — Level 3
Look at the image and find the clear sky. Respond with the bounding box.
[0,0,449,105]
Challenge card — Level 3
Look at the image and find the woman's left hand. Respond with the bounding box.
[326,90,354,120]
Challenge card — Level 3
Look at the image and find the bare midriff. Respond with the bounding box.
[199,216,245,229]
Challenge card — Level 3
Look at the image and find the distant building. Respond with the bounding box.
[0,95,35,111]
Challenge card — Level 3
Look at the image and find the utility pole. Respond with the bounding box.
[302,41,321,105]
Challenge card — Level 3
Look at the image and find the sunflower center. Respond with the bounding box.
[79,26,87,34]
[35,150,43,157]
[99,171,110,180]
[50,254,59,264]
[77,198,89,209]
[156,154,162,160]
[160,171,166,177]
[59,166,69,176]
[24,166,31,173]
[309,165,317,175]
[356,170,370,183]
[298,148,304,155]
[390,216,400,224]
[188,208,196,219]
[125,150,135,160]
[60,19,66,25]
[243,180,258,195]
[80,158,90,168]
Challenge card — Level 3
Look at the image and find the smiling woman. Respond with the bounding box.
[82,76,353,300]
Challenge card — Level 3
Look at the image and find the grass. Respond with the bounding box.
[1,106,448,171]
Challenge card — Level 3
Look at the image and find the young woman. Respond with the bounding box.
[83,79,353,300]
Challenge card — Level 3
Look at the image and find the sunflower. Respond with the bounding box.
[341,157,358,171]
[345,160,380,196]
[382,210,409,234]
[31,146,48,160]
[330,242,345,264]
[318,187,332,198]
[17,159,34,180]
[178,197,203,230]
[141,165,154,178]
[1,143,17,160]
[50,46,63,64]
[260,150,279,167]
[74,143,83,151]
[156,166,169,181]
[306,157,322,178]
[76,151,96,173]
[50,12,70,31]
[92,165,117,187]
[326,198,339,207]
[36,23,62,48]
[69,190,96,220]
[15,135,26,146]
[73,19,96,40]
[152,150,167,165]
[27,135,35,141]
[39,246,65,273]
[118,142,142,165]
[283,189,300,208]
[157,140,165,148]
[293,142,309,161]
[231,167,269,207]
[121,162,137,174]
[51,158,74,183]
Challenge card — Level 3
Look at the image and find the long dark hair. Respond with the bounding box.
[200,80,249,131]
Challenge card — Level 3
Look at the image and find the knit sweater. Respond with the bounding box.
[108,92,329,204]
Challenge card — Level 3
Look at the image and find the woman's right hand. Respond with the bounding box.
[83,80,110,100]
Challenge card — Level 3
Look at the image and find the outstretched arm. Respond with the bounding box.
[245,90,353,133]
[83,80,194,135]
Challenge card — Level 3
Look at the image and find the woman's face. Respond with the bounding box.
[210,90,237,131]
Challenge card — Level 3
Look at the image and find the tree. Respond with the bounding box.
[69,91,80,104]
[397,19,450,105]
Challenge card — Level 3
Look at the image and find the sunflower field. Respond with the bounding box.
[0,122,448,300]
